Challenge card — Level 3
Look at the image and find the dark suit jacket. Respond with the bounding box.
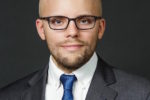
[0,56,150,100]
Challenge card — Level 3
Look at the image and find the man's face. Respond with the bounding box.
[36,0,105,73]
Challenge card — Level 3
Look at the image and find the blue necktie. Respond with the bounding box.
[60,74,77,100]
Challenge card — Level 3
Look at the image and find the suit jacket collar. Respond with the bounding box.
[28,64,49,87]
[86,56,118,100]
[21,64,48,100]
[24,55,117,100]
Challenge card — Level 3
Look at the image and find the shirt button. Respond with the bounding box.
[82,87,86,90]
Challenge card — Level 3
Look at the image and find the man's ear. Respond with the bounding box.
[98,18,106,39]
[36,19,46,40]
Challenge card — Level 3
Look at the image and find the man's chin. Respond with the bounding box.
[62,50,83,55]
[55,55,86,70]
[51,49,93,71]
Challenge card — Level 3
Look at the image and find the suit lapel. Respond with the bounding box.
[21,64,48,100]
[86,56,118,100]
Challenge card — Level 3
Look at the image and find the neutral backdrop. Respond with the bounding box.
[0,0,150,88]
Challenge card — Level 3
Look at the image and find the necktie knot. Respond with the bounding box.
[60,74,77,90]
[60,74,77,100]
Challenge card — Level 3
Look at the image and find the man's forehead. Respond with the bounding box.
[39,0,102,16]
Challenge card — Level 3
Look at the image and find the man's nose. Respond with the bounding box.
[65,20,79,38]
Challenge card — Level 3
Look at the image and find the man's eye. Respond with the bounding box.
[81,19,88,23]
[50,19,63,25]
[79,18,92,24]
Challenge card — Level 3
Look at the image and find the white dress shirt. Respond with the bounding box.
[45,52,98,100]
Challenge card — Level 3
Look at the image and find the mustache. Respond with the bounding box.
[58,39,88,45]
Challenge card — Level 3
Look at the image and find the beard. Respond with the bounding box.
[48,39,97,71]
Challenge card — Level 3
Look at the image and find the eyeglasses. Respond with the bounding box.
[39,15,102,30]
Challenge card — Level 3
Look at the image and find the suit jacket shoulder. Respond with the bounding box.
[86,56,150,100]
[0,64,48,100]
[112,68,150,99]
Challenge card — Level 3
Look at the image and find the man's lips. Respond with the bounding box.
[61,44,84,51]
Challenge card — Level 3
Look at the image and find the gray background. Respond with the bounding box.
[0,0,150,88]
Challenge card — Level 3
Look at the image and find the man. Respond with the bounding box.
[0,0,150,100]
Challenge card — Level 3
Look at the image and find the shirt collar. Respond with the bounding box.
[73,52,98,86]
[48,52,98,89]
[48,56,64,89]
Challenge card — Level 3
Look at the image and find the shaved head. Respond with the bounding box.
[38,0,103,17]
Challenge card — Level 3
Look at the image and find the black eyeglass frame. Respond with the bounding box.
[39,15,102,30]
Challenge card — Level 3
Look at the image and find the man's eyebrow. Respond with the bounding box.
[41,14,98,18]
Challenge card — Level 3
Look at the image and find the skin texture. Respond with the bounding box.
[36,0,105,73]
